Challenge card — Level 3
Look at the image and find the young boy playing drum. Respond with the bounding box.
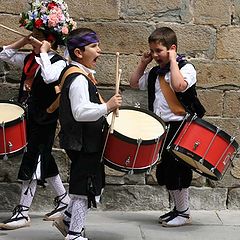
[0,0,76,230]
[130,27,205,227]
[53,27,122,240]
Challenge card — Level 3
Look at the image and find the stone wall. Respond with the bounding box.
[0,0,240,211]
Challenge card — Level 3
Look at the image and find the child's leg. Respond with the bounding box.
[162,188,191,227]
[158,190,177,223]
[53,198,74,237]
[0,179,37,229]
[44,174,70,220]
[66,197,88,240]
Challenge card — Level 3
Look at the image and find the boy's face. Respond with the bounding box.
[149,41,170,68]
[77,42,101,69]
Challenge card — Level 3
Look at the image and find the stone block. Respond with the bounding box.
[0,82,19,100]
[217,27,240,60]
[197,90,224,116]
[0,183,21,211]
[204,117,240,144]
[228,188,240,209]
[192,0,231,26]
[0,154,22,182]
[191,59,240,87]
[207,166,240,189]
[232,0,240,24]
[223,90,240,118]
[0,0,29,15]
[120,0,192,23]
[0,15,30,47]
[67,0,119,20]
[100,185,169,211]
[189,186,228,210]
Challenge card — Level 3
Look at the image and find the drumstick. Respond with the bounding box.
[0,24,62,57]
[109,52,121,133]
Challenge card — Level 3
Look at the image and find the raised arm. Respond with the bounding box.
[130,51,153,89]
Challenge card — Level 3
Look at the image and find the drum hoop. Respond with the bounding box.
[0,100,25,127]
[171,146,221,180]
[109,106,166,145]
[0,145,27,159]
[104,156,158,173]
[188,117,239,150]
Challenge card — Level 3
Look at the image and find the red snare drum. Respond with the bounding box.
[0,101,27,159]
[168,115,239,180]
[103,106,166,173]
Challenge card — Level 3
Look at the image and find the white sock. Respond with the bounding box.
[18,179,37,217]
[165,188,190,226]
[46,175,70,206]
[172,188,190,213]
[68,197,88,238]
[63,199,73,223]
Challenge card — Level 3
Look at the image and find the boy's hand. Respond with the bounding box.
[106,93,122,112]
[168,49,177,62]
[40,40,51,53]
[140,51,153,66]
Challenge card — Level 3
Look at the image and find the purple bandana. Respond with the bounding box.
[67,32,99,49]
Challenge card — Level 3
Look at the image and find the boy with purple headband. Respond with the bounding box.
[53,28,122,240]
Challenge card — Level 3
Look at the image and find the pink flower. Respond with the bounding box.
[61,26,68,35]
[48,13,59,27]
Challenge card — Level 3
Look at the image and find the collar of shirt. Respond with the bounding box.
[70,60,96,76]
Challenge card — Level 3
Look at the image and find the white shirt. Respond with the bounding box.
[0,47,66,84]
[139,63,197,122]
[68,61,108,122]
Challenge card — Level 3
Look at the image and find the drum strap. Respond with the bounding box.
[47,66,104,114]
[159,75,186,116]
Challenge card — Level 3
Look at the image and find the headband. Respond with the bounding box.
[67,32,99,50]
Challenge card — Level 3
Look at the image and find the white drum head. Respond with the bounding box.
[107,109,165,140]
[0,103,24,123]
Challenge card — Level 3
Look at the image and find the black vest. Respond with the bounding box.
[147,61,205,118]
[18,54,65,124]
[59,65,106,152]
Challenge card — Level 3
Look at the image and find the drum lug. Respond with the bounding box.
[210,167,215,173]
[8,141,13,152]
[193,141,200,150]
[134,102,140,108]
[125,156,131,166]
[199,158,204,164]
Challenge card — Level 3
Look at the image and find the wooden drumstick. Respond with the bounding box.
[109,52,121,133]
[0,24,62,57]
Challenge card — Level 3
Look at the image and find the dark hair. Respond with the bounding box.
[148,27,177,50]
[67,28,97,61]
[32,27,59,50]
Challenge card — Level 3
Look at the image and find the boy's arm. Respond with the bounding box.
[130,51,152,89]
[4,36,30,50]
[169,49,188,92]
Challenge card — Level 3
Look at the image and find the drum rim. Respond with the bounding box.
[0,100,25,127]
[108,106,166,145]
[171,146,221,181]
[188,117,239,150]
[103,156,158,173]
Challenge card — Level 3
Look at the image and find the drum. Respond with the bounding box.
[0,100,27,159]
[103,106,166,173]
[168,115,239,180]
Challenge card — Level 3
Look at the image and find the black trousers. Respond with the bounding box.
[156,121,192,190]
[18,115,59,181]
[66,149,105,208]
